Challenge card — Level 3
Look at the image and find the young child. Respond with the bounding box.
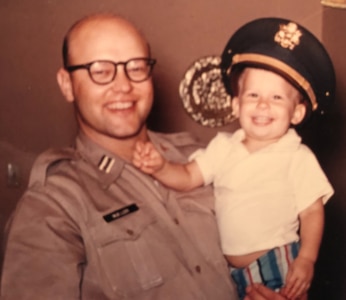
[133,18,335,300]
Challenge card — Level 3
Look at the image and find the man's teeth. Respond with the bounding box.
[107,102,133,109]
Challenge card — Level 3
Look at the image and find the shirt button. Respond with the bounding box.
[195,265,201,273]
[173,218,179,225]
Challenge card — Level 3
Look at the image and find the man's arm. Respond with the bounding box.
[1,189,84,299]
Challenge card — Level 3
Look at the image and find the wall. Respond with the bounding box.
[0,0,345,298]
[316,7,346,299]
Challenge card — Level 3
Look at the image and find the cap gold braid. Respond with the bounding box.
[229,53,317,110]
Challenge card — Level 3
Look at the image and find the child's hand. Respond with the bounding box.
[132,141,165,174]
[281,256,314,299]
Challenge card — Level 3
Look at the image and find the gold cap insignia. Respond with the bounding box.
[274,22,302,50]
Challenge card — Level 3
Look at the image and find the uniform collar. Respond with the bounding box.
[147,131,192,163]
[75,132,126,189]
[74,130,185,189]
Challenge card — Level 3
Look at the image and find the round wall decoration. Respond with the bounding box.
[179,55,234,127]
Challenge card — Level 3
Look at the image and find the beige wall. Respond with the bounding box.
[0,1,345,298]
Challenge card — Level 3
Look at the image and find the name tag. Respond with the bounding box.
[103,204,139,223]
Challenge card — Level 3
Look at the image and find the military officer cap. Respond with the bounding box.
[220,17,336,114]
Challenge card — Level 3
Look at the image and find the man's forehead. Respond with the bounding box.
[67,15,149,60]
[69,16,135,43]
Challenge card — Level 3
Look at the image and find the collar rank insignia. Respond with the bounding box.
[98,155,115,173]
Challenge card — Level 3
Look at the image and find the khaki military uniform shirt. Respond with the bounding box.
[1,131,237,300]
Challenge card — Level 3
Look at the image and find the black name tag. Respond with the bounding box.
[103,204,139,223]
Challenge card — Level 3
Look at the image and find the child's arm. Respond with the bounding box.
[132,141,205,191]
[282,198,324,299]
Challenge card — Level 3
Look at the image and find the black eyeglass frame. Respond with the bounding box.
[65,57,156,84]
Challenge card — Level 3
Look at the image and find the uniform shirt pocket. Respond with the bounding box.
[89,205,163,297]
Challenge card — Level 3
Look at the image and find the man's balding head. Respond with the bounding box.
[62,14,150,67]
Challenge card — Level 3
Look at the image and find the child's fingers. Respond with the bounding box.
[142,159,161,171]
[142,142,154,156]
[132,151,139,163]
[284,276,310,299]
[135,141,145,153]
[132,150,150,169]
[132,153,143,168]
[283,272,294,291]
[134,141,156,159]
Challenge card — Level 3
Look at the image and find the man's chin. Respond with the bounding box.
[108,125,147,140]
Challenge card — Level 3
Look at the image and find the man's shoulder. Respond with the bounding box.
[149,131,206,147]
[149,131,207,160]
[28,147,79,188]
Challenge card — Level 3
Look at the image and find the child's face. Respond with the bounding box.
[232,67,306,150]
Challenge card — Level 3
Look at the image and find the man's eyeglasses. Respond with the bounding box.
[65,57,156,85]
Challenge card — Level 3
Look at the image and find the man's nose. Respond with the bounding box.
[111,67,132,92]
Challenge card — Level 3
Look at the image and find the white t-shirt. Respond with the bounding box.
[191,129,334,255]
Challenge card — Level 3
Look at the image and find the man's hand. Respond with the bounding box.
[244,284,287,300]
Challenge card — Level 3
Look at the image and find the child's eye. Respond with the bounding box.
[273,95,283,100]
[246,92,258,98]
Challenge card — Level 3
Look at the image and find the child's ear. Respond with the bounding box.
[231,97,240,118]
[291,103,306,125]
[56,68,75,102]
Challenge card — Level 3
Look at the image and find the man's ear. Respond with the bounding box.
[56,68,75,102]
[291,103,306,125]
[231,96,240,118]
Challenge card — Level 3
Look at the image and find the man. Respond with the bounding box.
[0,14,286,300]
[0,14,237,300]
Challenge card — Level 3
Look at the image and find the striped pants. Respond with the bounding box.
[230,242,300,300]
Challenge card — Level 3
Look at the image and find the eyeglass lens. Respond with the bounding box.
[89,59,153,84]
